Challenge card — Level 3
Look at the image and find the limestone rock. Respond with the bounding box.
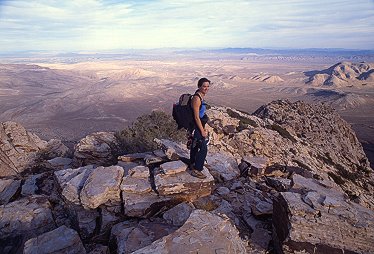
[80,166,124,209]
[206,152,240,182]
[45,157,72,170]
[110,219,177,254]
[154,138,190,160]
[0,178,21,204]
[74,132,120,166]
[132,209,248,254]
[0,121,47,176]
[0,196,55,239]
[122,184,181,218]
[128,165,150,178]
[243,156,268,176]
[160,160,187,175]
[121,175,152,194]
[54,165,95,205]
[121,167,174,218]
[162,202,195,226]
[273,173,374,253]
[44,139,71,159]
[23,225,86,254]
[54,165,95,189]
[154,167,214,198]
[116,161,139,175]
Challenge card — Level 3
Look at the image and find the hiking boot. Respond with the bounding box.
[190,169,207,179]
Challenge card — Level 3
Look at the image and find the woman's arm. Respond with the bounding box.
[191,95,207,138]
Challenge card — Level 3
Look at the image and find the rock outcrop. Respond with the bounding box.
[0,121,70,177]
[1,99,373,254]
[73,132,120,167]
[0,196,56,253]
[206,100,373,209]
[273,173,374,253]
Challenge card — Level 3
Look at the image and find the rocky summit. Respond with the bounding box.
[0,99,373,254]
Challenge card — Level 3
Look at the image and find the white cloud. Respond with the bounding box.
[0,0,373,51]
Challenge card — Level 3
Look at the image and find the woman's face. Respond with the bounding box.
[199,82,210,95]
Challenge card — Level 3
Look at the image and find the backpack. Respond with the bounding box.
[172,93,202,133]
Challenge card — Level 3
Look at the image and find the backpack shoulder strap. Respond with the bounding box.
[193,92,202,102]
[192,92,203,110]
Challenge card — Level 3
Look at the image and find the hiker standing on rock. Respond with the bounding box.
[190,78,210,179]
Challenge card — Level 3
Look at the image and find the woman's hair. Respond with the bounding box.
[197,77,211,88]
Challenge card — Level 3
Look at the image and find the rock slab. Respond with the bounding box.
[23,225,86,254]
[132,209,248,254]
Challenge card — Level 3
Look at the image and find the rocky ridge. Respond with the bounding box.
[0,99,373,254]
[305,61,374,87]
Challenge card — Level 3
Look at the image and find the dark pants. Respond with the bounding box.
[190,128,208,171]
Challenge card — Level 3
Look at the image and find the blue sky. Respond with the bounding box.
[0,0,374,52]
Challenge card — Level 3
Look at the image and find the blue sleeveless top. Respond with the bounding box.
[199,100,206,118]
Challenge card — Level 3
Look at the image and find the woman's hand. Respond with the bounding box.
[201,129,208,138]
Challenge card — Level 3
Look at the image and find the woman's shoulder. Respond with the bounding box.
[193,92,203,101]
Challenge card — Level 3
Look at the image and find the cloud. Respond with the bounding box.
[0,0,373,51]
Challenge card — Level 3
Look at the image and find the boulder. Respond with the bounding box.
[23,225,86,254]
[80,166,124,209]
[206,152,240,182]
[54,165,95,205]
[242,156,268,176]
[272,174,374,253]
[74,132,120,166]
[132,209,248,254]
[0,122,70,177]
[0,121,47,176]
[162,202,194,226]
[0,196,55,239]
[110,219,177,254]
[0,178,21,204]
[44,139,71,159]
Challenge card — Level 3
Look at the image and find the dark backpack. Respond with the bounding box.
[172,93,202,132]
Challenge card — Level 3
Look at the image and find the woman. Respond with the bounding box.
[190,77,210,179]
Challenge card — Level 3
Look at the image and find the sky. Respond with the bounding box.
[0,0,374,52]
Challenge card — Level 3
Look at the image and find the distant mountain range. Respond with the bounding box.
[1,47,374,58]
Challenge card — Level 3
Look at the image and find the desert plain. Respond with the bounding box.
[0,50,373,165]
